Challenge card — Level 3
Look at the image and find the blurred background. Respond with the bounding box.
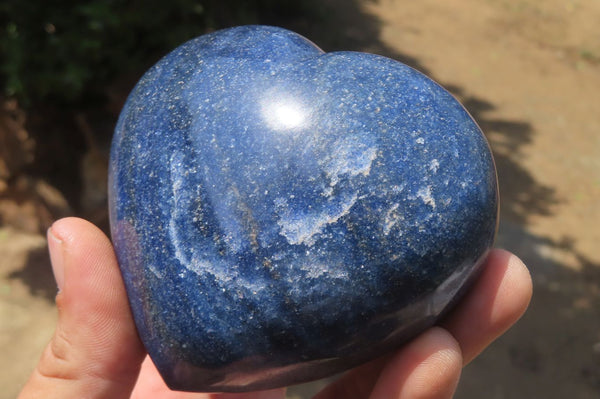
[1,0,599,397]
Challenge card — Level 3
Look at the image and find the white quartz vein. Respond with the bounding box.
[276,192,358,246]
[417,186,436,209]
[323,138,378,187]
[383,203,402,236]
[167,151,237,282]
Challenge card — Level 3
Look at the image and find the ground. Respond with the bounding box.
[1,1,599,398]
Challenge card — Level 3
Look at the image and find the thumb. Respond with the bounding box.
[18,217,146,399]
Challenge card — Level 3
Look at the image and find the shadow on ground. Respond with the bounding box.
[5,0,598,397]
[455,221,600,398]
[8,244,55,302]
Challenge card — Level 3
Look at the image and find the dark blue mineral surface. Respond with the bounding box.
[109,25,498,392]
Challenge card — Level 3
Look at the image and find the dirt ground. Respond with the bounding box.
[2,1,599,398]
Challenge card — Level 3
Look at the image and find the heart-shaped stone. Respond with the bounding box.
[109,25,497,392]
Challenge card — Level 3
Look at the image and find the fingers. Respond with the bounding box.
[213,388,286,399]
[18,217,146,399]
[369,327,462,399]
[440,249,532,364]
[131,356,286,399]
[312,356,389,399]
[18,218,529,399]
[315,328,462,399]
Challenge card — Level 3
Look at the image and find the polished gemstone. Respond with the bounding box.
[109,25,498,392]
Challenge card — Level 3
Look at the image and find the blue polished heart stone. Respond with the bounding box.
[109,25,497,392]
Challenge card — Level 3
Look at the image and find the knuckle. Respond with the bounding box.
[36,326,77,381]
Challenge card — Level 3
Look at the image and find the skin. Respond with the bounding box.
[18,217,532,399]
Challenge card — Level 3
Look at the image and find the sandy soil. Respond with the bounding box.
[2,1,599,398]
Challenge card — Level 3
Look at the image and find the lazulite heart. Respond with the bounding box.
[109,25,498,392]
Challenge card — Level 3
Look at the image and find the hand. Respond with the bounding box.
[18,217,531,399]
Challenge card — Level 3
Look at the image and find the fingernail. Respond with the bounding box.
[48,227,65,291]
